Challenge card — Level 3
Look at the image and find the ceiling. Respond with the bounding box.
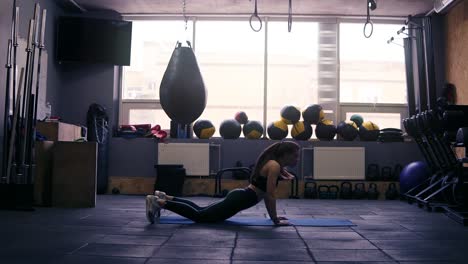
[65,0,435,17]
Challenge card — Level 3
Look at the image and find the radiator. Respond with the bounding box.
[158,143,210,176]
[313,147,365,180]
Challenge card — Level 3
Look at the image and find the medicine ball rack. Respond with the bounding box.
[403,104,468,225]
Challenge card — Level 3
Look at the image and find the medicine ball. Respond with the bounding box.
[315,119,336,140]
[350,114,364,127]
[302,104,324,124]
[243,120,264,139]
[267,120,288,140]
[359,121,380,141]
[338,121,358,141]
[193,119,216,139]
[219,119,241,139]
[280,105,301,124]
[400,161,431,194]
[235,111,249,124]
[291,121,313,140]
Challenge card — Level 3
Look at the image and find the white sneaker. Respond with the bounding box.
[154,190,167,200]
[145,195,160,224]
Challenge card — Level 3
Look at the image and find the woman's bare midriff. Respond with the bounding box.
[247,184,265,201]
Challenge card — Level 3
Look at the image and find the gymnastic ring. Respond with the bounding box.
[250,14,262,32]
[363,20,373,38]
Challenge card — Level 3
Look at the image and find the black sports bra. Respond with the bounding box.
[251,173,280,192]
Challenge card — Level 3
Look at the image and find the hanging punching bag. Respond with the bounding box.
[160,41,207,124]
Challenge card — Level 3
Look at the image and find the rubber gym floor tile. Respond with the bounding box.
[237,230,300,239]
[299,231,363,240]
[370,239,468,250]
[414,230,468,240]
[0,255,66,264]
[41,224,123,234]
[58,255,147,264]
[173,227,238,237]
[163,233,235,247]
[114,227,177,236]
[147,259,230,264]
[233,261,316,264]
[311,249,394,262]
[72,243,157,258]
[398,223,468,232]
[95,234,167,246]
[351,223,408,231]
[315,262,397,264]
[0,233,106,256]
[356,231,423,240]
[236,238,306,248]
[233,247,312,261]
[125,220,181,229]
[305,239,377,249]
[398,262,459,264]
[153,246,232,259]
[382,249,459,261]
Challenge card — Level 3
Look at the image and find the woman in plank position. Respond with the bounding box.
[146,141,299,226]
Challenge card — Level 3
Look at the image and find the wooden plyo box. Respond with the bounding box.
[37,121,82,142]
[52,141,97,207]
[34,141,55,206]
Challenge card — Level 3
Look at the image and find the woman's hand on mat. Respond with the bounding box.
[273,217,290,226]
[274,219,290,226]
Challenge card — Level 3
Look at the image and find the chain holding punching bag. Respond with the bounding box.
[160,41,206,124]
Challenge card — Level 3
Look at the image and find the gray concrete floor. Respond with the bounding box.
[1,195,468,264]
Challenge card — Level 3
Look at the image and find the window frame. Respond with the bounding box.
[336,18,408,124]
[119,15,409,132]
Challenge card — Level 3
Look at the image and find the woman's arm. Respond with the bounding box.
[263,161,289,225]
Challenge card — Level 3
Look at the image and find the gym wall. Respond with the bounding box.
[445,0,468,104]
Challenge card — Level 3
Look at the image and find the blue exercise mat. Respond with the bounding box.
[157,216,355,226]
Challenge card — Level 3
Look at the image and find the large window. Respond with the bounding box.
[339,23,407,104]
[339,22,407,129]
[267,21,319,126]
[121,20,193,127]
[195,20,264,133]
[120,18,408,134]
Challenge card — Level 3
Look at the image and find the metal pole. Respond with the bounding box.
[2,40,12,183]
[6,68,25,183]
[12,7,19,118]
[2,0,18,184]
[17,19,35,184]
[29,9,47,183]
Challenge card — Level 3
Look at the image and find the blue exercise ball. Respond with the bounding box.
[399,161,431,194]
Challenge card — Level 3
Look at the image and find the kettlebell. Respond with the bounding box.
[304,182,317,199]
[366,163,380,181]
[111,187,120,194]
[328,185,339,199]
[385,183,399,200]
[318,185,330,199]
[367,183,379,200]
[353,182,367,199]
[340,181,353,199]
[393,164,403,181]
[381,166,393,181]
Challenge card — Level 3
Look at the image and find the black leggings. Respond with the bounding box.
[163,188,259,223]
